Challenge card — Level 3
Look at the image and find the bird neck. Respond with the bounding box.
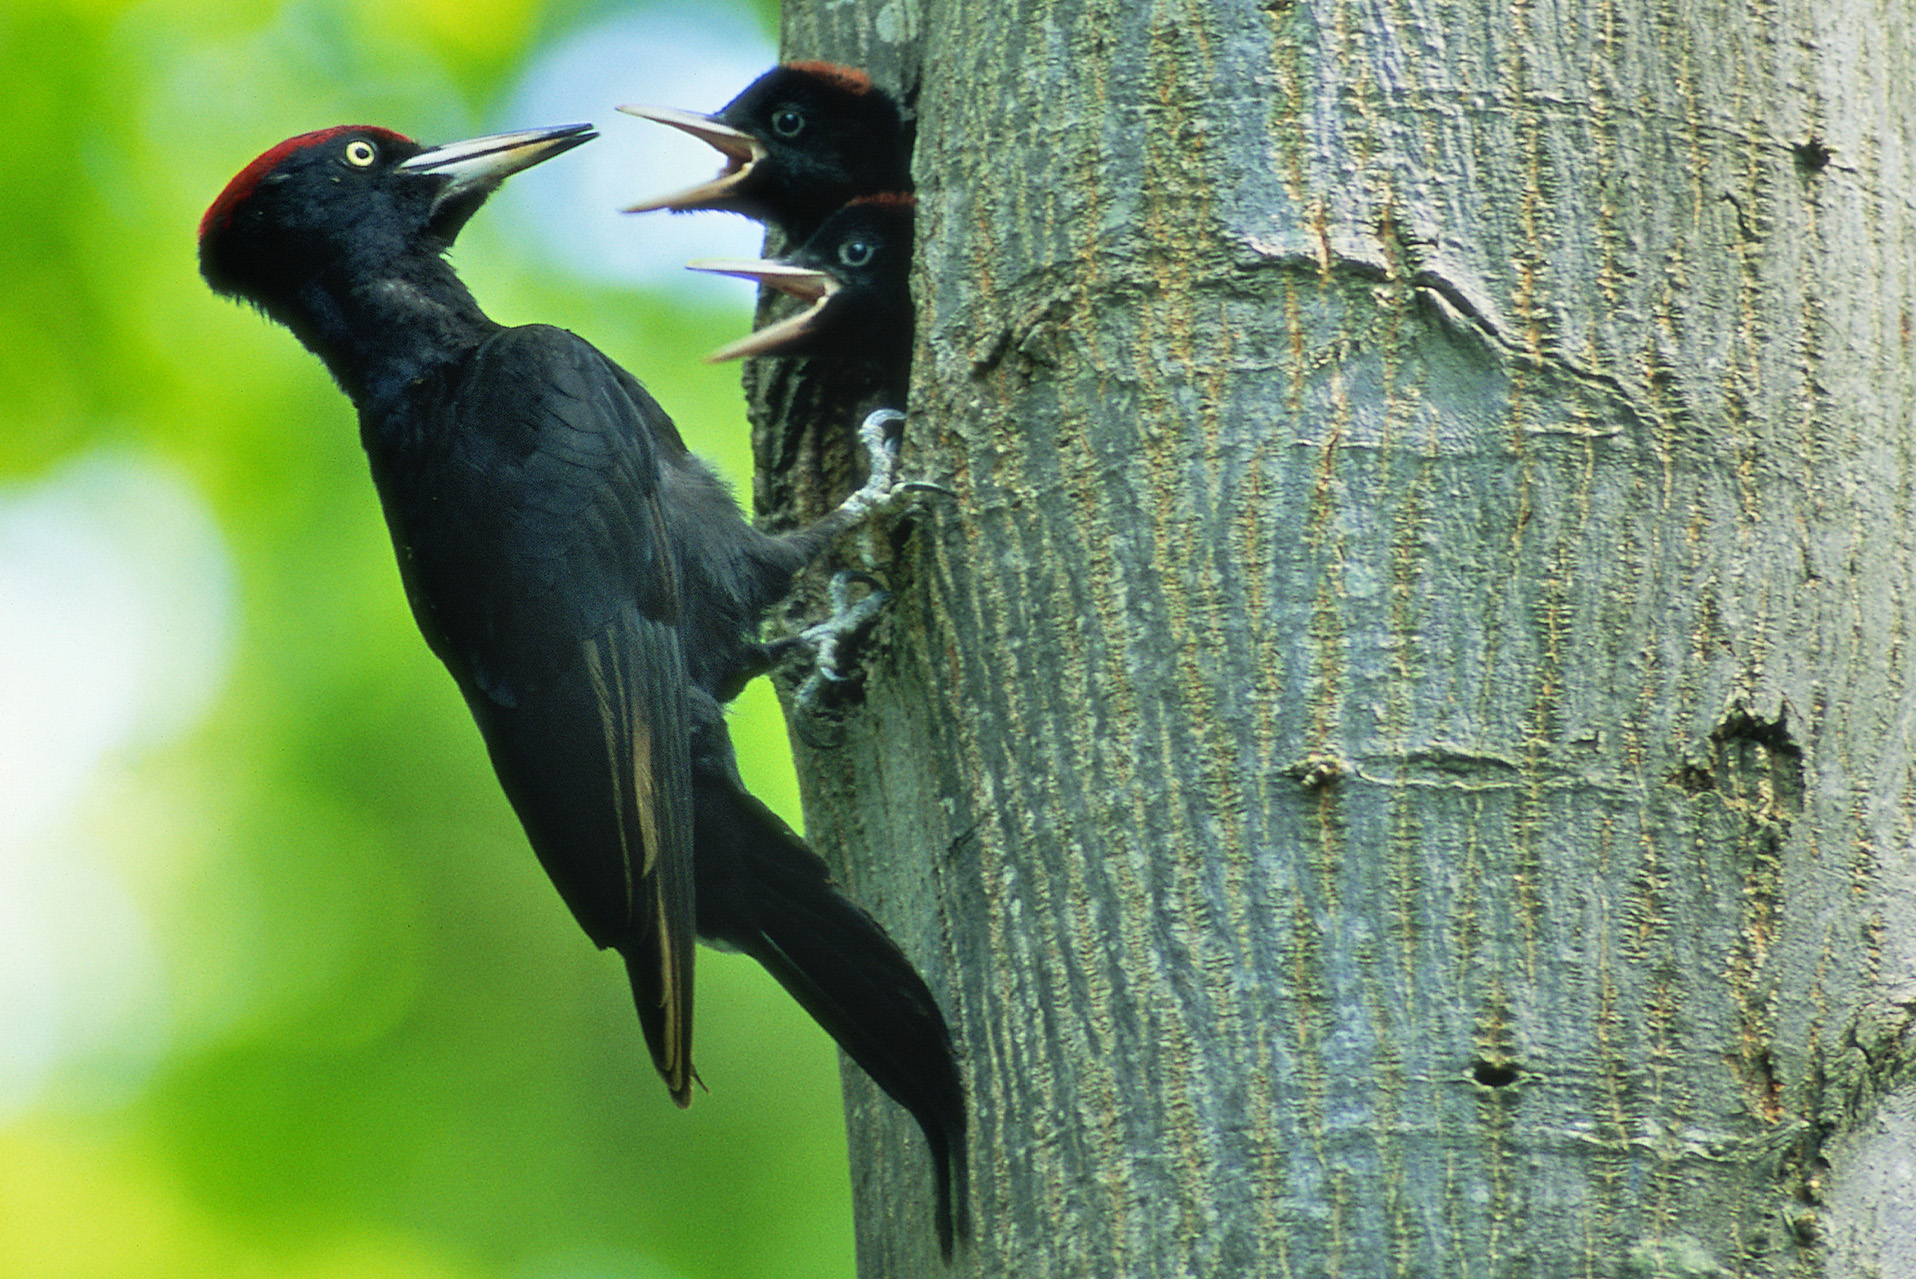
[281,255,498,408]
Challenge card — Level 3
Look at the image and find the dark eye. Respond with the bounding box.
[343,139,378,167]
[771,107,805,139]
[838,237,876,268]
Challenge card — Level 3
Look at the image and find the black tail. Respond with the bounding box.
[694,776,969,1255]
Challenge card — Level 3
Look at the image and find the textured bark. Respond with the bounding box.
[762,1,1916,1275]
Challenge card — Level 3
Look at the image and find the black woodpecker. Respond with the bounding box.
[199,123,966,1254]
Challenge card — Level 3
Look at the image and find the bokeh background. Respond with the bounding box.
[0,1,867,1275]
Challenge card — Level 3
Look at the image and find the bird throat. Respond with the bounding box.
[289,265,494,408]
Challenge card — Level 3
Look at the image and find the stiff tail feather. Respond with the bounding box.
[694,778,969,1255]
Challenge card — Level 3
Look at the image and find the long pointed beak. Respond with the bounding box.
[398,123,597,202]
[686,258,840,362]
[617,105,766,213]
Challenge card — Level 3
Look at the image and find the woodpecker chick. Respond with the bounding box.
[621,62,910,244]
[688,192,915,371]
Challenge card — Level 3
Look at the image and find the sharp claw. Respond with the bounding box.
[793,570,892,710]
[792,411,943,713]
[838,409,949,524]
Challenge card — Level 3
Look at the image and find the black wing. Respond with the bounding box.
[372,323,699,1101]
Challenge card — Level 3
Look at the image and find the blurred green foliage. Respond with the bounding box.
[0,1,868,1276]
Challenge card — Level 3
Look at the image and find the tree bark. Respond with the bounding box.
[763,1,1916,1275]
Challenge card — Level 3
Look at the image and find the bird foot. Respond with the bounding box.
[833,408,953,523]
[832,408,904,522]
[793,570,892,710]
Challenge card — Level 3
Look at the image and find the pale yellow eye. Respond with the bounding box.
[343,139,378,167]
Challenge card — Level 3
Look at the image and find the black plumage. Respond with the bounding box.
[690,192,915,372]
[620,62,911,244]
[199,123,965,1253]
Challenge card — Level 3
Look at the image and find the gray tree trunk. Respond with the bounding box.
[758,1,1916,1275]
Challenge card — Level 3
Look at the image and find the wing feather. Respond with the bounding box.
[372,323,698,1098]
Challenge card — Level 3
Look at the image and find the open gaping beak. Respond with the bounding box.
[618,105,767,213]
[685,258,839,361]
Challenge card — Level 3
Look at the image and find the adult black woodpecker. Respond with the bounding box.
[689,193,915,372]
[620,62,910,245]
[199,124,966,1254]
